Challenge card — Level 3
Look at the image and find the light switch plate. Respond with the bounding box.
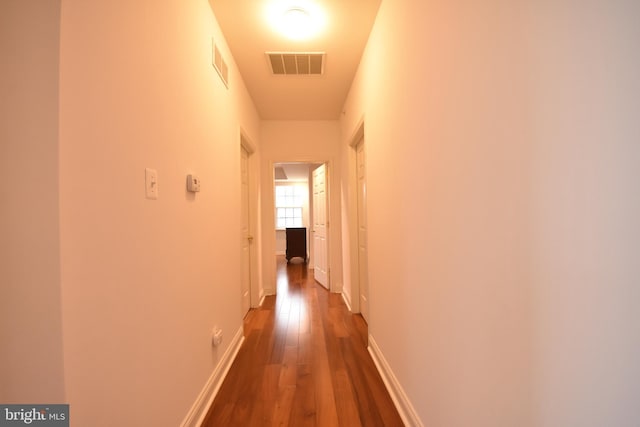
[187,174,201,192]
[145,168,158,199]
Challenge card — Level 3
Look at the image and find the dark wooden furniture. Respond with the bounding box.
[285,227,307,263]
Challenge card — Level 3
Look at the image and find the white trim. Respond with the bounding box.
[346,119,365,314]
[368,334,424,427]
[341,291,353,312]
[348,116,365,148]
[251,289,266,308]
[239,127,257,154]
[332,281,343,294]
[240,127,261,310]
[180,327,245,427]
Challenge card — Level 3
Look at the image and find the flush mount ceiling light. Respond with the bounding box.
[283,8,311,36]
[266,1,326,40]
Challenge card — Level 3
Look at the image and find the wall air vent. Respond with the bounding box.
[212,38,229,88]
[266,52,325,75]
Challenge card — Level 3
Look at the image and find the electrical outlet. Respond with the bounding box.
[212,327,223,347]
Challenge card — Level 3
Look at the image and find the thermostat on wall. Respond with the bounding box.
[187,174,201,192]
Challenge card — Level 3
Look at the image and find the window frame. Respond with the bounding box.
[275,184,305,230]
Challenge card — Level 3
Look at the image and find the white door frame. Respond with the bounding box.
[240,144,251,316]
[269,158,337,293]
[355,137,369,321]
[312,163,329,288]
[240,128,261,308]
[347,119,366,314]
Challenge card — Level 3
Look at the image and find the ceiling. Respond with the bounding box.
[274,162,321,181]
[208,0,381,120]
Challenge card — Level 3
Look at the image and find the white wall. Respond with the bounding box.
[526,2,640,425]
[341,0,639,425]
[0,0,66,403]
[260,121,342,293]
[58,0,260,425]
[275,230,286,255]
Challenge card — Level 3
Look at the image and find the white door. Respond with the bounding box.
[240,146,251,317]
[312,164,329,288]
[356,141,369,321]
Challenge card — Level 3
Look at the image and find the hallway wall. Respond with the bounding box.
[58,0,259,425]
[0,0,66,403]
[525,2,640,424]
[260,121,342,294]
[340,0,639,425]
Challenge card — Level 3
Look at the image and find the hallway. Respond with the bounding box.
[4,1,639,425]
[203,257,403,426]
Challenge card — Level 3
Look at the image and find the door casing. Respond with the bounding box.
[312,163,329,288]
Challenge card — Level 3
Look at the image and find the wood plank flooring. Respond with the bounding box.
[202,256,404,427]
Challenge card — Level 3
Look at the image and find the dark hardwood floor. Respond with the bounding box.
[202,256,404,426]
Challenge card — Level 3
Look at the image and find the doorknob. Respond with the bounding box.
[248,235,254,242]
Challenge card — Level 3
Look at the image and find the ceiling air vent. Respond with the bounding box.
[266,52,325,75]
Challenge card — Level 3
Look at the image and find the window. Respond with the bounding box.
[275,185,303,228]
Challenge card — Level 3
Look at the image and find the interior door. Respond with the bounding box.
[312,164,329,288]
[240,146,251,317]
[356,140,369,321]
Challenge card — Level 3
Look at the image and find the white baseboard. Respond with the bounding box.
[180,326,244,427]
[368,334,424,427]
[331,281,343,294]
[252,291,265,309]
[341,291,353,312]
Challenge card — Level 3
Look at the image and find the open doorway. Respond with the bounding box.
[273,162,329,289]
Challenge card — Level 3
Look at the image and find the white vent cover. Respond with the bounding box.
[266,52,325,75]
[212,38,229,88]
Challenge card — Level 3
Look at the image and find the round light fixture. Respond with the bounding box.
[266,1,326,40]
[282,8,312,38]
